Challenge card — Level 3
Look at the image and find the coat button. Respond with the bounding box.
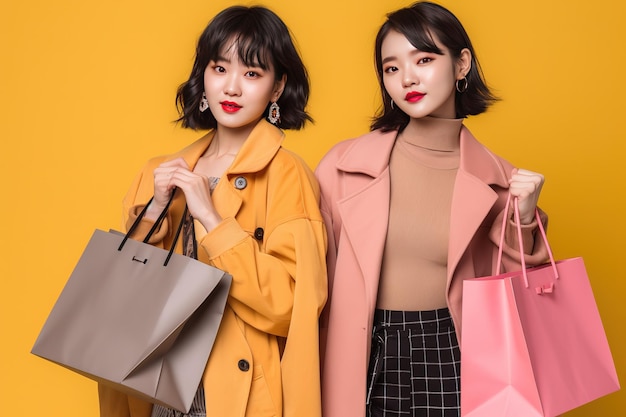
[238,359,250,372]
[234,176,247,190]
[254,227,264,240]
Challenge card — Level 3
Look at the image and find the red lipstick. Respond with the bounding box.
[221,101,242,113]
[405,91,425,103]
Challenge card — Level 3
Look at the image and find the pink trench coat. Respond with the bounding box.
[314,126,549,417]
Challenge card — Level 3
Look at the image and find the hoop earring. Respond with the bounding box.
[390,99,395,110]
[268,102,280,124]
[199,92,209,112]
[456,77,468,93]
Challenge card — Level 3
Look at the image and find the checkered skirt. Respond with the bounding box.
[366,308,461,417]
[150,385,205,417]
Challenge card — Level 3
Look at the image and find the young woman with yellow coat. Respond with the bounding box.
[98,6,327,417]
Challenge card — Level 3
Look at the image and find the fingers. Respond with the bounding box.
[158,157,190,169]
[508,168,544,198]
[510,168,544,185]
[150,158,220,229]
[508,168,545,224]
[151,159,193,210]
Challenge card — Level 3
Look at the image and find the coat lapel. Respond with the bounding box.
[334,130,397,304]
[447,126,512,280]
[216,121,284,220]
[165,120,284,221]
[338,172,390,304]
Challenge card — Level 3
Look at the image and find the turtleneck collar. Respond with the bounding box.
[395,116,463,169]
[398,116,463,152]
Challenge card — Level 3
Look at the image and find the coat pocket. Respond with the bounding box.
[246,365,278,417]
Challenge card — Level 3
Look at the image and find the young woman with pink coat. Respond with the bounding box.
[315,2,550,416]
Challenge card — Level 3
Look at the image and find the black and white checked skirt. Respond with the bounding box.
[366,308,461,417]
[151,385,205,417]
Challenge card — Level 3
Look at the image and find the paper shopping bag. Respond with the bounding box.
[461,197,619,416]
[32,194,232,413]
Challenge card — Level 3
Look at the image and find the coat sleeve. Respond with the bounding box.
[121,156,175,244]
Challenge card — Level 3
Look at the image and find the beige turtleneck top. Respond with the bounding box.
[377,116,463,311]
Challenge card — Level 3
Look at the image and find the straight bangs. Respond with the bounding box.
[199,16,274,74]
[391,14,443,55]
[219,34,272,71]
[235,36,271,70]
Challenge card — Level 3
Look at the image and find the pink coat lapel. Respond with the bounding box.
[447,127,511,280]
[333,130,396,307]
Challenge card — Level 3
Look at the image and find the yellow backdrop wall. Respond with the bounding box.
[2,0,624,415]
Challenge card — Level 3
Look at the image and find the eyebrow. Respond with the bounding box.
[213,55,231,63]
[381,49,421,64]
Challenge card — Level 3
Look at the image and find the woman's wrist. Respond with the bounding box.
[144,200,167,221]
[197,210,223,233]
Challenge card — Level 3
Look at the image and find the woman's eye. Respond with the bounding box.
[383,66,398,74]
[213,65,225,73]
[418,57,433,64]
[245,70,260,78]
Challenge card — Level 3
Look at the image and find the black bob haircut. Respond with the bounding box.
[176,6,312,130]
[371,1,498,132]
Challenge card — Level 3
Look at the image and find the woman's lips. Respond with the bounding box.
[221,101,242,113]
[405,91,425,103]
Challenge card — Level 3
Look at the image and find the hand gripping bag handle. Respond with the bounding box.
[496,193,558,288]
[117,188,188,266]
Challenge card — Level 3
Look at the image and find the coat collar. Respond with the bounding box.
[335,129,396,178]
[167,119,285,175]
[334,125,510,188]
[164,120,284,222]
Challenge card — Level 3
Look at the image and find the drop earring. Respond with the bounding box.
[390,99,395,110]
[199,92,209,112]
[268,101,280,124]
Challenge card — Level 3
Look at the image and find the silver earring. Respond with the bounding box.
[390,99,395,110]
[199,92,209,112]
[268,102,280,124]
[456,77,468,93]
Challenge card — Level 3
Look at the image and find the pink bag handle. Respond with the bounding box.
[496,193,558,288]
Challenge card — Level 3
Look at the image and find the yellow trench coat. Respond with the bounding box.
[99,120,328,417]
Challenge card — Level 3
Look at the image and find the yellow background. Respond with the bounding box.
[2,0,624,415]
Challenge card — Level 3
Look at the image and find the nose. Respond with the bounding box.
[224,74,241,96]
[401,66,418,88]
[402,73,418,88]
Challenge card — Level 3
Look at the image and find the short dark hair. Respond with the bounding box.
[176,6,312,130]
[371,1,498,132]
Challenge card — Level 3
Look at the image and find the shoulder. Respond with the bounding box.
[318,130,388,166]
[460,126,515,185]
[263,147,322,218]
[270,146,314,173]
[267,147,318,190]
[316,129,397,183]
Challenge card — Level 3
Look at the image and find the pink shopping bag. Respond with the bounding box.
[461,197,619,416]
